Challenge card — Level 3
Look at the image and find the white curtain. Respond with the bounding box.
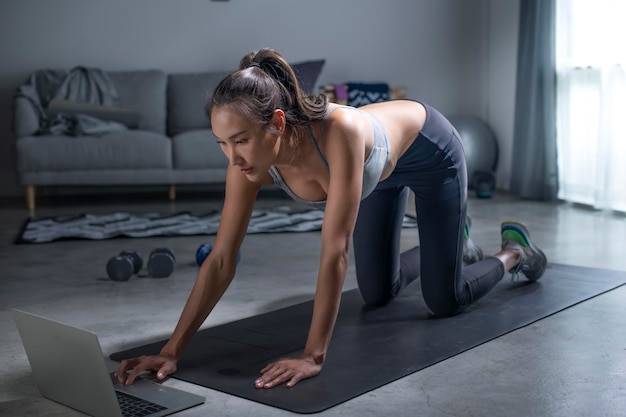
[556,0,626,212]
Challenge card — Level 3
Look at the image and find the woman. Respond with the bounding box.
[115,48,547,390]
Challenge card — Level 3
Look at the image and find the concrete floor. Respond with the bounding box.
[1,190,625,417]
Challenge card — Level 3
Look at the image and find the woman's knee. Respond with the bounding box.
[358,287,393,306]
[422,290,463,317]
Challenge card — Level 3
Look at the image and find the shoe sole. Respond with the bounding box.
[501,221,548,281]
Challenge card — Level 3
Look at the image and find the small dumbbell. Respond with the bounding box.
[196,243,241,266]
[148,248,176,278]
[107,250,143,281]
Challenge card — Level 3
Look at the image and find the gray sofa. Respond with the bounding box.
[13,60,325,210]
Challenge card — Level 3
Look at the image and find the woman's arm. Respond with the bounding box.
[303,113,365,363]
[255,110,366,388]
[116,164,261,385]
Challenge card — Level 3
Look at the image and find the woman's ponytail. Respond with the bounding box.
[208,48,327,146]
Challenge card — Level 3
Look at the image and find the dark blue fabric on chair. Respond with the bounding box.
[347,82,390,107]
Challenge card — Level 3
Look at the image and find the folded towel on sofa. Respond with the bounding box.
[47,99,141,129]
[334,84,349,102]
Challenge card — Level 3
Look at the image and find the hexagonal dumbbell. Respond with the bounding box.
[147,248,176,278]
[195,243,241,266]
[106,250,143,281]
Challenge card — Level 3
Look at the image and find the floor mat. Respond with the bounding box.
[110,263,626,414]
[17,206,417,243]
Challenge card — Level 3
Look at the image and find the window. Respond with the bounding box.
[556,0,626,212]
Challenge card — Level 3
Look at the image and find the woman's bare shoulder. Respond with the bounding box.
[318,104,371,137]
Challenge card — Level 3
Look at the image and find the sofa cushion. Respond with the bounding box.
[291,59,325,94]
[167,71,230,136]
[16,130,172,172]
[171,129,228,170]
[107,70,167,134]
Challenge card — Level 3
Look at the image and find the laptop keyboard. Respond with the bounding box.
[116,390,168,417]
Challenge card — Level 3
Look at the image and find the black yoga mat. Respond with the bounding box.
[111,263,626,414]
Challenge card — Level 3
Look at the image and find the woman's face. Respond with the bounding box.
[211,107,283,182]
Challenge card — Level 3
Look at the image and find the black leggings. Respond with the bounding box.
[352,103,505,316]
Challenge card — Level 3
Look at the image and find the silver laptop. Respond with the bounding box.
[13,309,205,417]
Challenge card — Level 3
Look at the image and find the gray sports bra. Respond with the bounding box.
[268,106,390,209]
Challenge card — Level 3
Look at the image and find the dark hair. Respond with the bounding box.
[207,48,327,146]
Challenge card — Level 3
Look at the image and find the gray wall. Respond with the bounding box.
[0,0,519,198]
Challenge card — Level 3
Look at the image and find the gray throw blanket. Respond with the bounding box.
[16,66,128,136]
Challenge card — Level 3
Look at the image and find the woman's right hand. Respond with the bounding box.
[114,354,178,386]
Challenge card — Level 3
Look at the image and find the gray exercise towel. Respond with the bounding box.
[16,206,418,244]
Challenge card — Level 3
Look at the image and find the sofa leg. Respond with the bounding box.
[25,185,35,213]
[168,185,176,201]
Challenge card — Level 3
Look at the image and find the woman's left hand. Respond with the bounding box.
[255,354,322,389]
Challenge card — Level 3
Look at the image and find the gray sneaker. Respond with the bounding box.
[463,216,484,265]
[501,221,547,281]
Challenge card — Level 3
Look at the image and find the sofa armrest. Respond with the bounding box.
[14,96,39,138]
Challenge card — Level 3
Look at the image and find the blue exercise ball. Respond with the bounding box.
[448,115,499,183]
